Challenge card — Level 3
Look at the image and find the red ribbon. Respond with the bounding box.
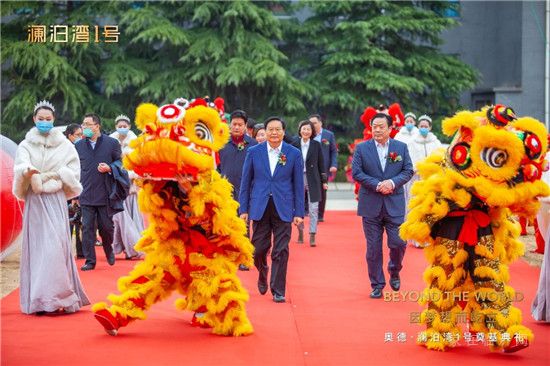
[447,209,491,246]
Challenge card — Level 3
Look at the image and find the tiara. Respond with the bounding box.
[115,114,130,123]
[33,100,55,113]
[418,115,432,123]
[404,112,417,120]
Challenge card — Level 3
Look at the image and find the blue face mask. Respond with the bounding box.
[405,124,414,132]
[83,128,94,138]
[73,137,82,144]
[419,127,430,137]
[117,127,129,135]
[36,120,54,134]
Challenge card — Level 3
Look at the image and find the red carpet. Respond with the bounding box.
[2,211,549,365]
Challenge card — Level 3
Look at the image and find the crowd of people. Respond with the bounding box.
[11,99,548,338]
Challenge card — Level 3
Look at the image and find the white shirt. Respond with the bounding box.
[374,139,396,190]
[89,139,97,150]
[375,140,389,172]
[300,139,310,172]
[268,142,283,176]
[314,128,323,143]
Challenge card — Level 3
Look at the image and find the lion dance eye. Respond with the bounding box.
[523,132,542,160]
[194,122,212,142]
[450,142,471,170]
[481,147,508,168]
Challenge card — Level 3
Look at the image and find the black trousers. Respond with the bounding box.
[318,187,327,219]
[81,205,114,266]
[251,198,291,297]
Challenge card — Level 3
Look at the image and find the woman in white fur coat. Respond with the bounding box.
[109,115,143,259]
[13,101,90,314]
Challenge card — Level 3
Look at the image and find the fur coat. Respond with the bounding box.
[13,127,82,200]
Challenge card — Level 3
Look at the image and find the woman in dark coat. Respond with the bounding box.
[292,120,327,246]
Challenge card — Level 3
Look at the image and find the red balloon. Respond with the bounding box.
[1,148,24,254]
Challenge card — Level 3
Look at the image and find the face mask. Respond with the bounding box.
[419,127,429,137]
[117,127,129,135]
[73,137,82,144]
[405,124,414,132]
[83,128,94,138]
[36,121,54,134]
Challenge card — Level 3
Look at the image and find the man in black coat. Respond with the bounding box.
[218,110,257,201]
[309,114,338,222]
[75,113,122,271]
[218,110,257,270]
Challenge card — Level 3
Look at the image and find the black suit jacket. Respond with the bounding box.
[292,139,327,203]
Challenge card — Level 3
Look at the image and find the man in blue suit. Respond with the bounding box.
[309,114,338,222]
[239,117,305,303]
[352,113,413,299]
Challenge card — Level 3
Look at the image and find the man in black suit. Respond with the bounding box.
[309,114,338,222]
[218,109,257,270]
[75,113,121,271]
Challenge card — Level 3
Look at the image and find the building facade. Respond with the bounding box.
[440,0,548,125]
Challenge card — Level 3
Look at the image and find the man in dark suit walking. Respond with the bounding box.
[239,117,305,303]
[75,113,122,271]
[309,114,337,222]
[218,109,257,270]
[352,113,413,299]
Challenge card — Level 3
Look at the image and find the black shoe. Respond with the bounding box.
[238,264,250,271]
[390,276,400,291]
[107,252,115,266]
[370,288,382,299]
[273,294,286,303]
[258,279,268,295]
[81,263,95,271]
[318,217,324,222]
[76,255,85,259]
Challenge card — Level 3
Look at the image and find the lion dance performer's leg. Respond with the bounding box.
[418,237,468,351]
[467,234,532,352]
[93,236,186,336]
[173,230,253,336]
[418,229,532,352]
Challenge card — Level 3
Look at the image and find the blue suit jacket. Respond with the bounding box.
[352,139,413,218]
[239,141,305,222]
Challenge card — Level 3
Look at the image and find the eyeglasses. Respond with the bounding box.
[81,123,97,128]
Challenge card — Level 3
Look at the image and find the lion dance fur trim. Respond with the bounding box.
[93,98,254,336]
[400,106,549,352]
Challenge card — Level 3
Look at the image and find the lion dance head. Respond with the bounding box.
[441,104,549,216]
[125,96,229,180]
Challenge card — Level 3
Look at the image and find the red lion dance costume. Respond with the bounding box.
[93,97,254,337]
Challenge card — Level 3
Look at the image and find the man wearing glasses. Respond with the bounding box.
[75,114,122,271]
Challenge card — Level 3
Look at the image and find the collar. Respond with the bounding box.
[375,139,390,148]
[268,142,283,153]
[301,138,310,147]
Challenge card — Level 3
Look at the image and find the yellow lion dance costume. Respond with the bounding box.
[400,105,549,352]
[93,97,254,336]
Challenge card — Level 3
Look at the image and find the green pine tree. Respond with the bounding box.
[1,1,132,141]
[285,0,477,135]
[173,0,306,118]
